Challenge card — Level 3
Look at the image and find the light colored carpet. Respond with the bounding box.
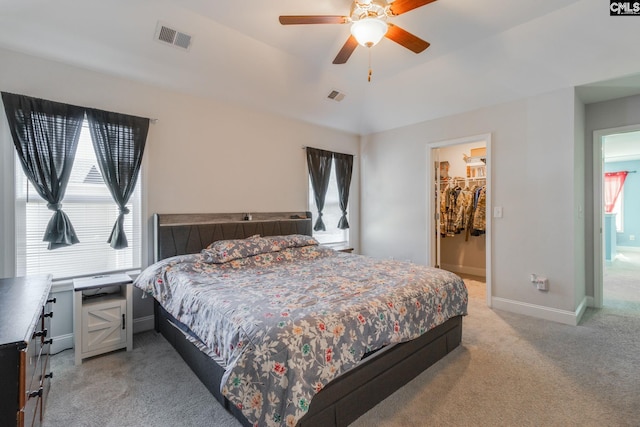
[604,249,640,313]
[44,275,640,427]
[43,332,240,427]
[351,276,640,427]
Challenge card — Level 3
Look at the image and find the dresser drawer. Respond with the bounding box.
[21,344,43,427]
[26,350,37,402]
[22,387,40,427]
[24,338,50,427]
[39,353,51,427]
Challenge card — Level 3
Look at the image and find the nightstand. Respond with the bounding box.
[73,274,133,365]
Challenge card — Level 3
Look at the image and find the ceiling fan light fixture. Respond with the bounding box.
[350,18,388,47]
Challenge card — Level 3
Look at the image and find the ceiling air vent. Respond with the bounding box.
[155,21,192,51]
[327,90,346,102]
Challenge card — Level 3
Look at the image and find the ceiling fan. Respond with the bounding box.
[279,0,436,65]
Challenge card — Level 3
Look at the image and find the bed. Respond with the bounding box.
[136,212,467,427]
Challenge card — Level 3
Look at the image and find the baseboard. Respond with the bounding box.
[574,297,588,324]
[441,264,486,277]
[50,333,73,355]
[491,297,586,326]
[133,315,155,334]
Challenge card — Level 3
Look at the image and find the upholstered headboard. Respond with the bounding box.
[153,212,313,262]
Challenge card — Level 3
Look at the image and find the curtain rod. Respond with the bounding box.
[301,146,356,157]
[1,91,159,124]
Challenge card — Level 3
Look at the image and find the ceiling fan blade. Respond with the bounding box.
[388,0,437,16]
[279,15,349,25]
[385,24,430,53]
[333,35,359,64]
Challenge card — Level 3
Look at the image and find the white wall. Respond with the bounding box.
[362,88,585,324]
[439,141,485,177]
[0,47,360,348]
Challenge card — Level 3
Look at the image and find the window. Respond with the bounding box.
[308,159,348,245]
[15,120,141,280]
[612,187,624,233]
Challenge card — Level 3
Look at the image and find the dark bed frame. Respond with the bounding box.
[152,212,463,427]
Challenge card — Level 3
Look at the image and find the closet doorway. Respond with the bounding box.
[593,126,640,313]
[427,133,492,307]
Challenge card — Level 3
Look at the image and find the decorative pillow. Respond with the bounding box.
[202,235,275,263]
[202,234,318,264]
[277,234,319,249]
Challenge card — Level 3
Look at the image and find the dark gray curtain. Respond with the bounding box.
[306,147,333,231]
[86,109,149,249]
[2,92,84,249]
[333,152,353,229]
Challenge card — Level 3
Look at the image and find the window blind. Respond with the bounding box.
[15,120,141,280]
[308,158,348,245]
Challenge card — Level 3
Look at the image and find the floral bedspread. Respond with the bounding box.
[134,238,467,427]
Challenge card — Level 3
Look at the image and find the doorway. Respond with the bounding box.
[593,126,640,311]
[427,133,492,307]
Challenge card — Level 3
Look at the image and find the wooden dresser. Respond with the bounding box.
[0,275,54,427]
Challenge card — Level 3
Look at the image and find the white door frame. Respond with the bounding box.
[592,124,640,308]
[433,147,442,269]
[426,133,492,307]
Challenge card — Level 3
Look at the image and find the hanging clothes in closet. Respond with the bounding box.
[439,177,486,239]
[441,180,462,236]
[469,185,486,237]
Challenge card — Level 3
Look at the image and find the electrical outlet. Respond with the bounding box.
[630,235,636,241]
[536,278,549,291]
[530,273,549,292]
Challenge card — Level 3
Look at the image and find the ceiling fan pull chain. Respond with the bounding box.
[368,48,373,82]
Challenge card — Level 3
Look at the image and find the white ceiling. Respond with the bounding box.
[2,0,640,135]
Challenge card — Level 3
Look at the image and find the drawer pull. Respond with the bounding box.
[43,311,54,318]
[32,328,48,339]
[28,387,43,399]
[47,297,57,304]
[45,372,53,379]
